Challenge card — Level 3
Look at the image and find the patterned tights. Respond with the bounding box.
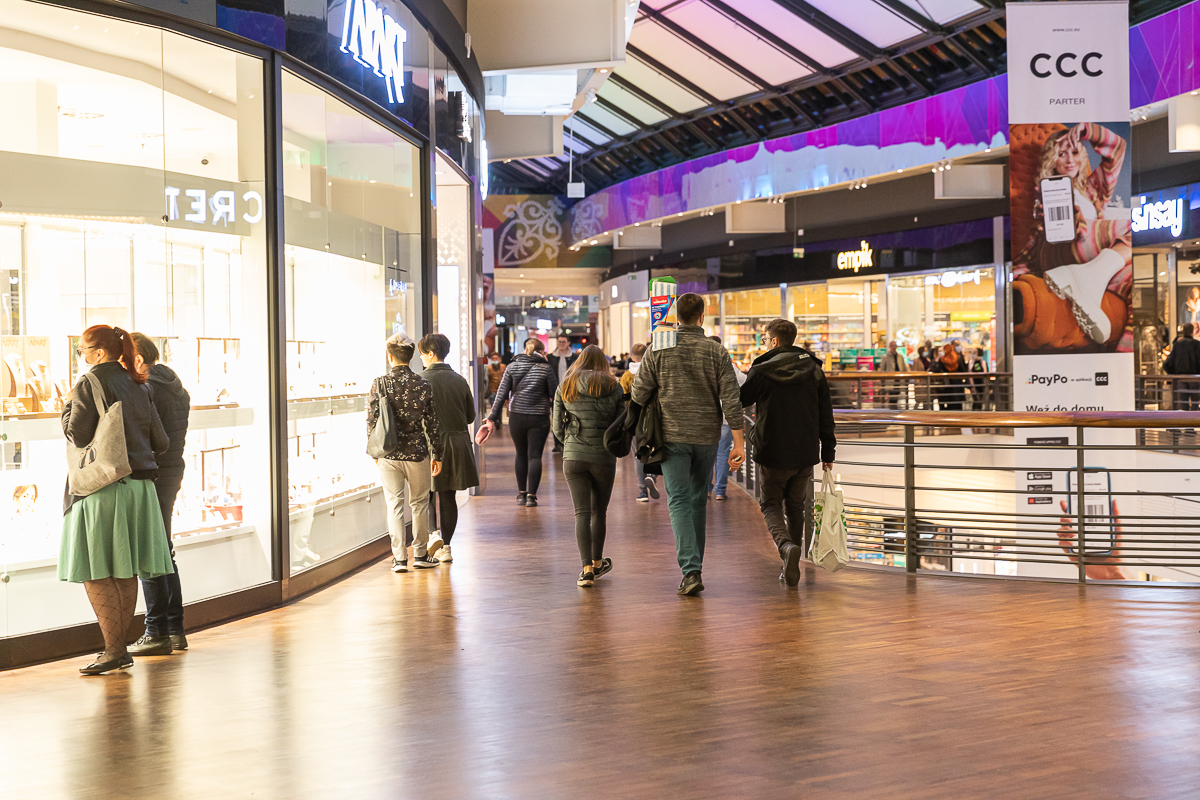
[83,577,138,660]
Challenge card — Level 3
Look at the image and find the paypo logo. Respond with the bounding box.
[1026,374,1067,386]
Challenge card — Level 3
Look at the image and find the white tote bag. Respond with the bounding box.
[809,472,849,572]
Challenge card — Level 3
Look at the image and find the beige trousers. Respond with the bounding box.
[377,457,431,561]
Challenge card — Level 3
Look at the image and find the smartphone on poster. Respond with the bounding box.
[1040,176,1075,243]
[1065,468,1116,556]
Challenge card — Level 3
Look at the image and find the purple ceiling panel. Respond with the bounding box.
[565,2,1200,245]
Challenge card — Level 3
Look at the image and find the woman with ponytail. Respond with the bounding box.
[60,324,173,674]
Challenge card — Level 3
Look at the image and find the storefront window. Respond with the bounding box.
[723,287,781,369]
[888,268,995,367]
[631,302,649,349]
[0,1,272,635]
[281,71,422,574]
[435,154,474,382]
[787,284,830,356]
[702,293,721,338]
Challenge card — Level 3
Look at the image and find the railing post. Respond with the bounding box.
[1076,425,1087,584]
[904,424,917,573]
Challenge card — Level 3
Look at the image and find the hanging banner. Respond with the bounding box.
[1007,0,1133,412]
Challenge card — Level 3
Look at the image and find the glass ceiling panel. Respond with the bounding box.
[629,19,758,100]
[597,82,670,126]
[563,116,612,146]
[578,104,639,136]
[720,0,858,67]
[615,56,707,113]
[803,0,922,47]
[664,1,812,85]
[892,0,983,24]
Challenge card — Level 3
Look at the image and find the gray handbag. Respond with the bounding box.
[366,377,399,458]
[67,371,132,496]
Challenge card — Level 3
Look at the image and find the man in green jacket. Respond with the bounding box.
[631,293,744,596]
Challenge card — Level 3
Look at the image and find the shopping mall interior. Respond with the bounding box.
[5,0,1200,795]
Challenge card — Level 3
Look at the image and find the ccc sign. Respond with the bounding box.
[1030,52,1103,78]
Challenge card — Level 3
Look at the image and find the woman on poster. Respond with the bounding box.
[1012,122,1132,352]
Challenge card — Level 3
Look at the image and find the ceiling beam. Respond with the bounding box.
[640,7,776,92]
[870,0,951,35]
[701,0,830,76]
[538,10,1004,192]
[625,44,722,106]
[768,0,881,61]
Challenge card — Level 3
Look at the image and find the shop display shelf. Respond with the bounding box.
[286,393,368,421]
[2,524,258,575]
[0,403,249,443]
[288,483,383,521]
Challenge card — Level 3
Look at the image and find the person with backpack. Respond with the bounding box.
[126,333,192,657]
[553,345,625,587]
[367,333,443,573]
[418,333,479,564]
[739,319,836,586]
[480,337,558,507]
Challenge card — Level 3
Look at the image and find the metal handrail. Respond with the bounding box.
[735,408,1200,586]
[817,373,1200,413]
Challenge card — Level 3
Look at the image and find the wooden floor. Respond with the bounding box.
[4,436,1200,799]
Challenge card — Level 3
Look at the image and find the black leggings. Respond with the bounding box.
[563,459,616,564]
[509,412,551,495]
[430,490,460,544]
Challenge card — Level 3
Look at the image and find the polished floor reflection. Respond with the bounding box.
[4,436,1200,798]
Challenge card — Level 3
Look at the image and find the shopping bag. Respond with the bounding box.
[809,472,849,573]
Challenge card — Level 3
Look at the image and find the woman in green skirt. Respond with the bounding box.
[61,324,173,675]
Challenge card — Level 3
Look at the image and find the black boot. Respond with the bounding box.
[128,634,174,656]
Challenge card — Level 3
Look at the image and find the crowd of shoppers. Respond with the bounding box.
[62,302,839,675]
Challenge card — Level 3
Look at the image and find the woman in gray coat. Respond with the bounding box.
[552,345,625,587]
[418,333,479,563]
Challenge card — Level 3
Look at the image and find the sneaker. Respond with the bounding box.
[525,494,539,507]
[412,554,440,569]
[677,571,704,596]
[391,558,408,573]
[781,542,802,587]
[643,477,660,500]
[432,544,453,563]
[516,491,527,506]
[594,558,613,579]
[127,634,173,657]
[636,491,649,503]
[714,493,727,502]
[170,633,189,651]
[427,532,444,557]
[577,568,595,587]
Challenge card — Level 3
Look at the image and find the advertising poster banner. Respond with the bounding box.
[1007,0,1133,412]
[1007,1,1136,581]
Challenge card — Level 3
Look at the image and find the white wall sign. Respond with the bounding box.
[341,0,407,104]
[1132,197,1184,237]
[925,268,983,288]
[1005,1,1130,124]
[836,241,874,273]
[165,186,263,226]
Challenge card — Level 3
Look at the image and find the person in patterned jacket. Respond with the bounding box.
[367,333,443,573]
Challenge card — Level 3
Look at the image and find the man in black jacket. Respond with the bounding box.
[739,319,836,587]
[127,333,192,656]
[1165,323,1200,410]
